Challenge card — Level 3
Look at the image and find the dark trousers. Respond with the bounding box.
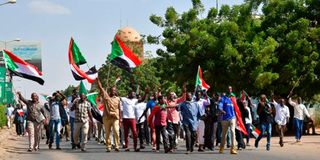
[204,118,217,149]
[245,123,251,144]
[183,124,197,152]
[236,129,245,149]
[216,122,222,145]
[136,122,145,147]
[16,122,24,135]
[143,121,150,144]
[167,122,179,149]
[155,125,169,151]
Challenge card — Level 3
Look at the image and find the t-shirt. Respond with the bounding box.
[103,96,120,119]
[134,102,147,123]
[50,101,61,120]
[121,97,138,119]
[146,99,156,111]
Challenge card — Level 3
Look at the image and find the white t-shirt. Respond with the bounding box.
[245,106,252,124]
[134,102,147,123]
[121,97,138,119]
[6,106,14,116]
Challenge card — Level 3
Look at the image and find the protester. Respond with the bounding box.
[134,95,147,149]
[288,95,312,142]
[17,92,47,152]
[6,104,15,129]
[121,91,140,152]
[243,100,253,146]
[255,94,273,151]
[166,84,186,152]
[218,91,237,154]
[148,96,170,153]
[193,90,210,152]
[48,91,67,150]
[272,98,290,147]
[204,93,218,150]
[68,92,78,148]
[13,103,25,136]
[177,92,201,154]
[97,78,121,152]
[71,93,93,151]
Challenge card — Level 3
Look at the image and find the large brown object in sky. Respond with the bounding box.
[116,27,144,60]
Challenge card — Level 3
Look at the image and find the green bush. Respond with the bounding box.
[0,105,6,128]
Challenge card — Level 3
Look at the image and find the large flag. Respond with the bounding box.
[87,92,98,107]
[195,65,210,91]
[2,49,44,85]
[230,96,248,136]
[68,38,98,83]
[79,81,87,95]
[108,36,142,72]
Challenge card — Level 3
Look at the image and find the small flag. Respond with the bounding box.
[195,65,210,91]
[251,124,261,139]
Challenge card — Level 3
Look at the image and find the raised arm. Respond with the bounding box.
[288,97,297,107]
[17,92,28,105]
[97,78,109,99]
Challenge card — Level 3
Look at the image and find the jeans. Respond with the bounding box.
[245,123,251,144]
[49,119,61,147]
[294,118,304,140]
[70,117,75,145]
[256,122,272,146]
[16,122,24,135]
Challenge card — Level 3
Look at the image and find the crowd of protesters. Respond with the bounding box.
[4,75,317,154]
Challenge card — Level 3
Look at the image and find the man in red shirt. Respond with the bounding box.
[148,96,169,153]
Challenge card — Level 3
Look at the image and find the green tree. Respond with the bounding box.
[147,0,320,98]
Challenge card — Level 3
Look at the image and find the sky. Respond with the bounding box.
[0,0,243,98]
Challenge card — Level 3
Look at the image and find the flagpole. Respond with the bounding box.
[287,74,303,98]
[106,61,111,90]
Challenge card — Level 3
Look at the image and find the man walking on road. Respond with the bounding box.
[17,92,47,152]
[71,93,93,152]
[178,92,201,154]
[288,94,312,142]
[97,78,121,152]
[272,98,290,147]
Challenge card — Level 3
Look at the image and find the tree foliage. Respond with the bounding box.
[146,0,320,98]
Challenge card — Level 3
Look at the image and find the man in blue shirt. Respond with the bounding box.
[218,92,237,154]
[178,92,201,154]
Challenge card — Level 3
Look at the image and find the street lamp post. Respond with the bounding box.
[0,0,16,6]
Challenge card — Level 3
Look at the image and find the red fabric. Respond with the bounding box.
[147,106,160,129]
[115,36,141,66]
[123,118,138,149]
[231,96,248,135]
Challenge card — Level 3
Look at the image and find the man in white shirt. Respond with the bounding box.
[288,95,311,142]
[272,98,290,147]
[134,95,147,149]
[121,91,139,152]
[6,104,14,129]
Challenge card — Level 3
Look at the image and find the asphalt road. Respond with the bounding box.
[1,131,319,160]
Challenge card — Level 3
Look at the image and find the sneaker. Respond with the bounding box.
[198,148,204,152]
[134,149,140,152]
[219,147,224,154]
[125,148,130,152]
[106,148,111,152]
[81,148,86,152]
[27,149,32,152]
[115,148,120,152]
[56,146,62,150]
[230,147,238,154]
[48,144,52,149]
[140,146,145,149]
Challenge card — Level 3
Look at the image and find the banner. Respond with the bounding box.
[0,67,6,104]
[5,41,42,71]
